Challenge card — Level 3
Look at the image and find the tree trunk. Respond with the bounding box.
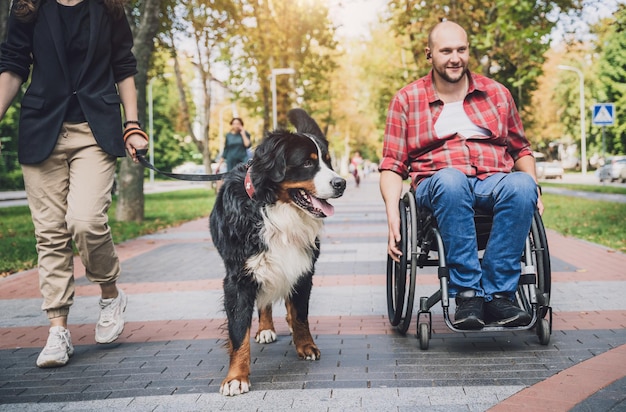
[116,0,162,222]
[0,0,10,41]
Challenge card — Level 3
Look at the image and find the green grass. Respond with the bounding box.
[541,193,626,254]
[1,186,625,276]
[0,206,38,274]
[0,188,216,276]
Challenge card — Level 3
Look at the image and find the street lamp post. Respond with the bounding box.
[148,77,156,183]
[269,68,295,130]
[557,65,587,175]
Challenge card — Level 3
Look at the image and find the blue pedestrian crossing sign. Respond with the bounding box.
[592,103,615,126]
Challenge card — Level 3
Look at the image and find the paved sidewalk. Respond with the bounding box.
[1,174,626,411]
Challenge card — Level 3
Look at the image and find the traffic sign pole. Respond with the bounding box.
[602,126,606,160]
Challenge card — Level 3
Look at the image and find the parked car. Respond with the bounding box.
[597,157,626,183]
[172,162,207,175]
[536,161,564,179]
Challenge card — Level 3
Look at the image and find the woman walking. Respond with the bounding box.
[0,0,148,367]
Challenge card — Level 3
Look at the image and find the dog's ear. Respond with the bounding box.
[251,134,287,183]
[287,108,325,140]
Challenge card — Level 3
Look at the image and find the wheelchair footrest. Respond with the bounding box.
[441,306,542,333]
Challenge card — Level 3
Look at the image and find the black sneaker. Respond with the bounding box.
[484,296,531,326]
[453,294,485,330]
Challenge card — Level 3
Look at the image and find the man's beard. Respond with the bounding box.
[435,64,467,83]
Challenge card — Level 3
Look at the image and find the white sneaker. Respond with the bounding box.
[95,289,127,344]
[36,326,74,368]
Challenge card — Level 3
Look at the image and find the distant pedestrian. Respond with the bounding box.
[0,0,146,367]
[216,117,252,172]
[350,151,363,187]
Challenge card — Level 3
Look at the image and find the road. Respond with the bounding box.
[0,180,212,208]
[541,172,626,203]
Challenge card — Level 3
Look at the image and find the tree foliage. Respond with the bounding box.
[220,0,339,132]
[329,26,410,166]
[161,0,238,172]
[149,72,201,172]
[539,3,626,167]
[592,3,626,155]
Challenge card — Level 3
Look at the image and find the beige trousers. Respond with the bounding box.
[22,122,121,320]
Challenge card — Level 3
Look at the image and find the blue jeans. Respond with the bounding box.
[415,168,538,301]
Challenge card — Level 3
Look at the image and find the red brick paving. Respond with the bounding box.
[490,344,626,412]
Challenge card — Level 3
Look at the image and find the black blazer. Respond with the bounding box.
[0,0,137,164]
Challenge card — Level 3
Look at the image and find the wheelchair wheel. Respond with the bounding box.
[396,193,417,334]
[386,196,408,326]
[418,322,430,350]
[531,210,551,298]
[517,211,551,314]
[537,318,550,345]
[386,193,417,332]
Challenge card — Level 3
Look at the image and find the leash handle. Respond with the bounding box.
[135,149,227,182]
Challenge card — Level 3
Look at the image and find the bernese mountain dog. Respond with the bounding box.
[209,108,346,396]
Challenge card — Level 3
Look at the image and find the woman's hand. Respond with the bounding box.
[125,133,149,163]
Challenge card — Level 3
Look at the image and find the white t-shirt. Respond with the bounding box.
[434,101,490,139]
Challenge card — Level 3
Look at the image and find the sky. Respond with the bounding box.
[328,0,388,39]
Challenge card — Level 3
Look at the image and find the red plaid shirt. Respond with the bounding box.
[379,70,533,188]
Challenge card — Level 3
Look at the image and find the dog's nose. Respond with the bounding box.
[332,177,346,193]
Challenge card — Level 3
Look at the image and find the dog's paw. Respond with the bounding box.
[297,344,321,361]
[255,329,277,344]
[220,379,250,396]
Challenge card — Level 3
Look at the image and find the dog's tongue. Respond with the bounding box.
[311,196,335,217]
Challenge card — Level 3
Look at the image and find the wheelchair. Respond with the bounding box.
[386,191,552,350]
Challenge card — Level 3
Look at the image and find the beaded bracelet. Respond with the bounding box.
[123,120,142,128]
[123,126,149,143]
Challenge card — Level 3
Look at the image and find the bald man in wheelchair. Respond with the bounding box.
[379,21,543,330]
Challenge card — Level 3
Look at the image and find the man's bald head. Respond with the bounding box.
[428,21,468,49]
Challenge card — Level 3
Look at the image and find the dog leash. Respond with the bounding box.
[135,149,228,182]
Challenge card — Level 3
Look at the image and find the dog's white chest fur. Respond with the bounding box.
[245,202,323,308]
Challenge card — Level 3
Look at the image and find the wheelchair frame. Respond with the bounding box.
[386,191,552,350]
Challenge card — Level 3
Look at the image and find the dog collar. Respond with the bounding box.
[244,166,255,199]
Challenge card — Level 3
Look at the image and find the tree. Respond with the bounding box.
[593,4,626,155]
[525,45,586,156]
[0,0,9,41]
[162,0,238,174]
[324,26,406,169]
[221,0,339,132]
[116,0,164,222]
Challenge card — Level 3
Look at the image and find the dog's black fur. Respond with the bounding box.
[209,109,346,396]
